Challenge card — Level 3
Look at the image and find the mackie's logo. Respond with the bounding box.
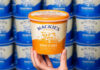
[37,25,60,31]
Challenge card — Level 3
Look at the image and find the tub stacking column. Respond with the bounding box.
[13,0,41,70]
[74,0,100,70]
[0,0,14,70]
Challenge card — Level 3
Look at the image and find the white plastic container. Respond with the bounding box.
[14,17,32,44]
[16,44,36,70]
[76,44,100,70]
[0,17,13,44]
[75,17,100,45]
[43,0,72,13]
[14,0,41,17]
[74,0,100,17]
[0,44,14,70]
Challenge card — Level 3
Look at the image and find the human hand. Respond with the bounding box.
[31,49,68,70]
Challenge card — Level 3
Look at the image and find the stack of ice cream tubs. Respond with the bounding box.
[74,0,100,70]
[12,0,42,70]
[0,0,14,70]
[43,0,74,70]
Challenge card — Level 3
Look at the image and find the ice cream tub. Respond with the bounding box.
[14,0,41,17]
[29,10,69,55]
[43,0,73,14]
[0,44,14,70]
[76,44,100,70]
[66,16,74,44]
[16,44,36,70]
[0,0,11,16]
[75,17,100,45]
[0,17,13,44]
[49,44,73,69]
[74,0,100,17]
[14,17,32,44]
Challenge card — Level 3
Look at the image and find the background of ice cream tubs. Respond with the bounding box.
[0,0,100,70]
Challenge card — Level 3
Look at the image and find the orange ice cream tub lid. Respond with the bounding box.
[28,10,69,22]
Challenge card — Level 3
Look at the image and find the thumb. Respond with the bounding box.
[60,49,67,67]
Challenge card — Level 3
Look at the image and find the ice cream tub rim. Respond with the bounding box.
[16,43,32,46]
[0,38,14,46]
[76,43,100,46]
[14,15,28,19]
[0,13,12,18]
[28,10,69,22]
[0,16,12,19]
[76,16,100,19]
[65,43,73,46]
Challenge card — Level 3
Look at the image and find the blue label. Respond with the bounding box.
[14,0,41,17]
[75,18,100,44]
[12,0,16,15]
[0,44,14,69]
[76,45,100,70]
[49,45,73,69]
[0,0,11,16]
[16,45,36,70]
[74,0,100,17]
[15,18,32,44]
[43,0,72,13]
[66,30,74,44]
[0,17,13,44]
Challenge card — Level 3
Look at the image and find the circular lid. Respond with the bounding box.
[28,10,69,22]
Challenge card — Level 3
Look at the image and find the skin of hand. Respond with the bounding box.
[31,48,68,70]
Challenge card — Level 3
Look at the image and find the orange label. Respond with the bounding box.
[33,37,66,55]
[31,22,67,55]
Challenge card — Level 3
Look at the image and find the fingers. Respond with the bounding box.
[31,49,55,70]
[31,48,36,67]
[60,49,67,68]
[31,48,40,70]
[34,50,41,66]
[44,55,53,67]
[38,55,47,65]
[33,51,49,70]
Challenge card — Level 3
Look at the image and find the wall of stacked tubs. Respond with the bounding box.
[0,0,99,70]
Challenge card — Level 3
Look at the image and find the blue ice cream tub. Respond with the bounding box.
[76,44,100,70]
[0,43,14,70]
[75,17,100,45]
[49,43,73,70]
[0,17,14,44]
[43,0,73,14]
[14,0,41,17]
[66,16,74,44]
[16,44,36,70]
[74,0,100,17]
[14,17,32,44]
[0,0,11,17]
